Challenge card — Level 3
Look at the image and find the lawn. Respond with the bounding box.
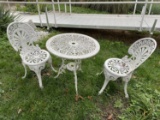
[0,29,160,120]
[0,1,160,119]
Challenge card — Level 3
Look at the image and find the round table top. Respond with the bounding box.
[46,33,100,60]
[104,58,131,77]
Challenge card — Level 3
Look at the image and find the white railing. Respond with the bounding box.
[1,0,160,14]
[0,0,159,31]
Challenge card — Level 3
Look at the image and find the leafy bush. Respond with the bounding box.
[151,4,160,14]
[16,0,52,13]
[0,5,15,34]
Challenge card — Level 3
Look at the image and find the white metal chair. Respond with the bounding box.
[27,20,49,42]
[7,22,56,88]
[98,37,157,98]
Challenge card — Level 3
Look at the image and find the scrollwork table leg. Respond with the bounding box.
[54,59,66,78]
[48,55,57,72]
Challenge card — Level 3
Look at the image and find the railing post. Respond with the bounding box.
[45,7,50,30]
[133,0,138,15]
[148,0,153,15]
[51,0,57,28]
[7,0,11,10]
[69,0,72,14]
[139,3,147,31]
[65,3,67,13]
[57,0,60,13]
[36,0,42,27]
[144,0,148,13]
[150,19,157,35]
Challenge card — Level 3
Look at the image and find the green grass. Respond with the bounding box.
[16,3,107,14]
[0,30,160,120]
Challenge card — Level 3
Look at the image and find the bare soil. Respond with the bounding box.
[56,28,160,47]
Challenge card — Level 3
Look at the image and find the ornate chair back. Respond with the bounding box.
[123,37,157,71]
[7,22,38,56]
[7,22,56,88]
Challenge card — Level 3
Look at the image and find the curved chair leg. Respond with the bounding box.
[48,55,57,72]
[35,70,43,89]
[122,72,133,98]
[98,69,118,95]
[98,78,110,95]
[124,81,129,98]
[22,61,27,79]
[29,64,45,89]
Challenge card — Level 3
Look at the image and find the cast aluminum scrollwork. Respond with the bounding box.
[99,37,157,98]
[7,22,56,88]
[46,33,100,95]
[47,33,100,60]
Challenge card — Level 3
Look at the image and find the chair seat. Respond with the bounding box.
[104,58,131,77]
[23,50,50,66]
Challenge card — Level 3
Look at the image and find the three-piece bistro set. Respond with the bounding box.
[7,22,157,98]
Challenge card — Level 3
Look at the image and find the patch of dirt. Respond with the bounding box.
[55,28,160,47]
[95,94,130,120]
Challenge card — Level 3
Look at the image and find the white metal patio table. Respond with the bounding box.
[46,33,100,95]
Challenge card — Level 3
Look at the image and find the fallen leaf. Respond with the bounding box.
[75,95,84,102]
[75,95,79,102]
[65,88,69,94]
[88,96,92,100]
[107,113,113,120]
[132,75,137,79]
[46,72,50,76]
[79,95,84,100]
[18,108,22,114]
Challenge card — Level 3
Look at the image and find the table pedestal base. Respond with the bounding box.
[55,59,82,95]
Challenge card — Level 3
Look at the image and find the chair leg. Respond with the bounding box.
[29,64,45,89]
[98,78,110,95]
[48,55,57,72]
[122,72,133,98]
[35,70,43,89]
[98,69,118,95]
[22,61,27,79]
[124,81,129,98]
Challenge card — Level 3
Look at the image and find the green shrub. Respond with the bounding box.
[16,0,52,13]
[151,4,160,14]
[0,5,15,33]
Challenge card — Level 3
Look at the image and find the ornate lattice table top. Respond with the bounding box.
[46,33,100,59]
[23,50,49,65]
[105,58,131,77]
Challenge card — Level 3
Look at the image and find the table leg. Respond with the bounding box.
[77,60,82,71]
[73,60,78,95]
[54,59,66,78]
[55,59,81,95]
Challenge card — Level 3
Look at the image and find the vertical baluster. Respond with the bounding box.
[36,0,42,27]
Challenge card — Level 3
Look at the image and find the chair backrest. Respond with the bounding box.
[7,22,38,55]
[127,37,157,70]
[27,20,37,30]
